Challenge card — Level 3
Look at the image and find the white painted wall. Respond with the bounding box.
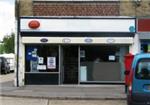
[18,43,25,86]
[129,34,141,55]
[14,29,25,86]
[14,20,17,86]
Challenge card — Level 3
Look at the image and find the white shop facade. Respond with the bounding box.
[15,17,139,86]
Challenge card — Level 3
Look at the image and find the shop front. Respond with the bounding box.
[19,17,136,85]
[138,18,150,53]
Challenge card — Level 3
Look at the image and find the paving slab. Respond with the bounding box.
[0,96,127,105]
[49,100,127,105]
[0,96,48,105]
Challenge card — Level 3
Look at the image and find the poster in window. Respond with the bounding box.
[47,57,56,69]
[37,65,46,70]
[109,55,115,61]
[38,57,44,64]
[80,50,85,58]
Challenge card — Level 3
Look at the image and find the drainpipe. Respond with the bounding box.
[16,0,20,87]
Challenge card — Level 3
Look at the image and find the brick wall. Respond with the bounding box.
[33,2,119,16]
[18,0,150,17]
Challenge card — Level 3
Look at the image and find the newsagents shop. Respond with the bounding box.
[16,16,139,86]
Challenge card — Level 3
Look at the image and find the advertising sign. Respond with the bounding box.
[26,47,38,61]
[21,18,135,33]
[80,50,85,58]
[38,57,44,64]
[109,55,115,61]
[31,61,38,72]
[84,38,93,43]
[47,57,56,69]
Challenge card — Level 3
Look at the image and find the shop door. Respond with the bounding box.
[62,46,79,84]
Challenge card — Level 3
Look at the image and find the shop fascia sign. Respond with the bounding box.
[138,19,150,32]
[21,18,136,33]
[26,47,38,61]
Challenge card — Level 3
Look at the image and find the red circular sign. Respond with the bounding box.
[28,20,40,29]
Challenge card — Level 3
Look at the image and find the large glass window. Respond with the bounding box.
[25,45,59,73]
[136,59,150,80]
[80,45,129,82]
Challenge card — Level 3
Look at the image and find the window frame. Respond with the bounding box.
[135,58,150,80]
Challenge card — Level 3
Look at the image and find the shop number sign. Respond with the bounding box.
[47,57,56,69]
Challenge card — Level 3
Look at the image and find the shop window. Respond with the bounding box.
[80,45,128,82]
[141,41,150,53]
[141,44,148,53]
[25,45,59,73]
[80,46,119,63]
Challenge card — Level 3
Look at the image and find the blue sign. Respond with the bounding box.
[26,47,38,61]
[84,38,93,43]
[40,38,48,43]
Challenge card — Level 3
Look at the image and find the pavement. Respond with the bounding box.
[0,73,127,100]
[0,96,127,105]
[0,84,126,100]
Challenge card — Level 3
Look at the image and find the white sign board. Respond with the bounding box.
[109,55,115,61]
[37,65,46,70]
[38,57,44,64]
[21,18,135,32]
[47,57,56,69]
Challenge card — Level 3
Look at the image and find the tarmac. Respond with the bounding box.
[0,81,126,100]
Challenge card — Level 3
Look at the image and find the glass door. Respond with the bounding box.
[61,46,79,84]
